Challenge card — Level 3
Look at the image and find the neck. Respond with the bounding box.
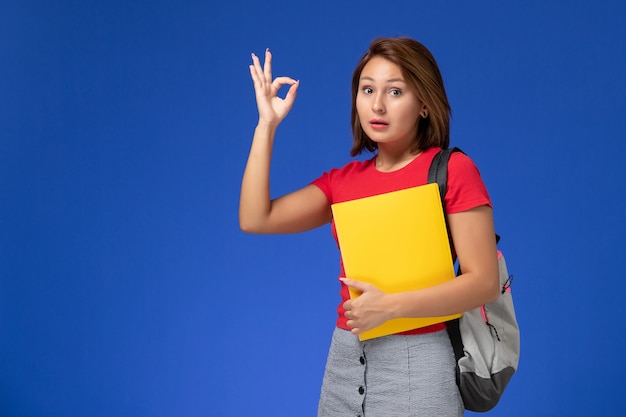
[375,145,422,172]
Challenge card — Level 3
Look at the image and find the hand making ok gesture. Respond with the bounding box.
[249,49,299,127]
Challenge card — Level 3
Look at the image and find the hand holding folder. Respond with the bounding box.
[331,183,462,341]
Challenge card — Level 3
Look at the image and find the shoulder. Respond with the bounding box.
[311,156,376,204]
[312,156,374,186]
[449,150,480,171]
[445,149,492,213]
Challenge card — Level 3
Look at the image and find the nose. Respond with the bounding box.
[372,93,385,113]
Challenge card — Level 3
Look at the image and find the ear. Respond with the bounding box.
[420,104,428,118]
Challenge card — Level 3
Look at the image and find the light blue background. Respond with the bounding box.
[1,1,625,416]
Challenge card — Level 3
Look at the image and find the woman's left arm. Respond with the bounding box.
[343,205,500,335]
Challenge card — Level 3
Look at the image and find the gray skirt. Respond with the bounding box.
[318,327,463,417]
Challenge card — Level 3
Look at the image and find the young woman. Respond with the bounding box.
[240,37,500,417]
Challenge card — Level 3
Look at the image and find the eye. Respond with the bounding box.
[389,89,402,97]
[362,87,374,94]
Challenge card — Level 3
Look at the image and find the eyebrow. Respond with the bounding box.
[360,76,407,84]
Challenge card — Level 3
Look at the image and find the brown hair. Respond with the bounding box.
[350,37,451,156]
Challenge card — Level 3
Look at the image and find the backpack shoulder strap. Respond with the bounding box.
[427,147,464,207]
[427,146,467,367]
[428,146,501,244]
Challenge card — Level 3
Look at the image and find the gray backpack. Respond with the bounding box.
[428,147,521,412]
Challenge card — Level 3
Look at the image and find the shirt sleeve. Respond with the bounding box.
[444,152,492,214]
[311,171,333,204]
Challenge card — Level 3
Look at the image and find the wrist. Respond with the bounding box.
[256,119,280,131]
[385,292,404,320]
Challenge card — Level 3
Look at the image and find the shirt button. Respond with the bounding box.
[358,386,365,395]
[359,356,365,365]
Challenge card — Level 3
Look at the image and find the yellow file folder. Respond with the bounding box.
[331,183,462,341]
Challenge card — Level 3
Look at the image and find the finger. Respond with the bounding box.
[251,53,265,85]
[340,278,369,292]
[283,80,299,106]
[270,77,298,95]
[263,48,272,82]
[249,64,260,86]
[249,64,267,95]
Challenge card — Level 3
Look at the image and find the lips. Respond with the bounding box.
[369,119,389,130]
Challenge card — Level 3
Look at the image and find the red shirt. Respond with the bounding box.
[312,147,492,334]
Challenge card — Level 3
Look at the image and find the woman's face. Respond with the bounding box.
[356,56,425,150]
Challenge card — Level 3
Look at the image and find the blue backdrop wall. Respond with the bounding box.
[2,1,625,416]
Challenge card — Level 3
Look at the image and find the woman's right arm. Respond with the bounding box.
[239,50,332,234]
